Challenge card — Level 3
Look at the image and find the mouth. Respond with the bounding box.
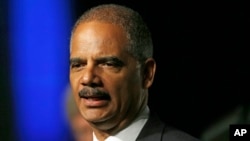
[78,87,111,107]
[81,95,111,100]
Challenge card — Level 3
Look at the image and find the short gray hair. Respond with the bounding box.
[70,4,153,62]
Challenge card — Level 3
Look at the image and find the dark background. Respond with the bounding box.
[1,0,13,140]
[1,0,249,140]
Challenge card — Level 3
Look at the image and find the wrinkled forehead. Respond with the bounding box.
[70,21,131,57]
[71,21,128,49]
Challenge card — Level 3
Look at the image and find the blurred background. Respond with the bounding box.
[1,0,249,141]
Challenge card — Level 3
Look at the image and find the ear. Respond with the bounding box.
[142,58,156,88]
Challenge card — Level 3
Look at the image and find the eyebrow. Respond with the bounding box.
[96,56,125,66]
[69,57,84,65]
[69,56,125,66]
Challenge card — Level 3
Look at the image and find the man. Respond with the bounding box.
[69,3,200,141]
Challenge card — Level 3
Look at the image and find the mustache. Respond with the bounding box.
[79,87,110,99]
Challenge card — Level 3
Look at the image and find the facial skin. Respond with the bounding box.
[70,21,156,140]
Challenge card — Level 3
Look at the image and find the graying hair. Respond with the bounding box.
[70,3,153,62]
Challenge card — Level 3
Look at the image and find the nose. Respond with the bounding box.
[80,64,100,87]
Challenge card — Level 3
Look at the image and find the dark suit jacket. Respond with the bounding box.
[136,112,201,141]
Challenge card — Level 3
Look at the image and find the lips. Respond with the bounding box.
[81,95,110,100]
[78,87,111,107]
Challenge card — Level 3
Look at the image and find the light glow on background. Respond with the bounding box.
[8,0,73,140]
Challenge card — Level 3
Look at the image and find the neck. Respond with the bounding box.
[92,104,148,140]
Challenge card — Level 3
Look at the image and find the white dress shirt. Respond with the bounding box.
[93,106,150,141]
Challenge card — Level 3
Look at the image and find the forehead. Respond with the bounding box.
[71,21,128,55]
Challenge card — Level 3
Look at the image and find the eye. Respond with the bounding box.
[70,62,85,71]
[70,58,86,71]
[71,63,82,68]
[100,60,124,68]
[96,57,124,72]
[103,61,116,67]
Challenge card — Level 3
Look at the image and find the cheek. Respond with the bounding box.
[126,69,142,90]
[70,74,80,91]
[70,74,81,103]
[125,70,143,98]
[110,70,142,102]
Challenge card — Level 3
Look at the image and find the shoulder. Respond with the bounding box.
[137,111,201,141]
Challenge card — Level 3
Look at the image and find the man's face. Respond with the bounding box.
[69,21,146,131]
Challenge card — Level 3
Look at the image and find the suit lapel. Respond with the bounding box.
[136,111,165,141]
